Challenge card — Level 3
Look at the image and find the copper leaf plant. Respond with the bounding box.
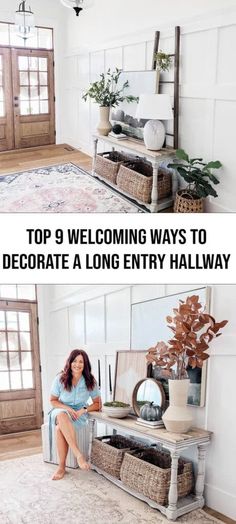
[146,295,228,380]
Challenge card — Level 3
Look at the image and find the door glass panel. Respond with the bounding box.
[20,101,30,115]
[8,332,19,351]
[18,56,29,70]
[21,352,32,370]
[10,371,22,389]
[40,100,49,114]
[20,332,31,351]
[31,101,40,114]
[39,57,47,71]
[40,86,48,99]
[19,312,30,332]
[29,57,38,70]
[7,312,18,331]
[0,372,10,390]
[20,71,29,85]
[22,370,33,388]
[0,353,8,370]
[0,87,3,99]
[0,102,4,117]
[30,72,38,86]
[0,333,7,351]
[9,352,20,370]
[20,87,29,100]
[0,312,5,330]
[30,86,39,100]
[39,72,48,85]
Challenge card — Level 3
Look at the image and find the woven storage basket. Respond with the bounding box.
[94,151,128,184]
[117,160,172,204]
[120,448,194,505]
[174,190,204,213]
[91,434,144,479]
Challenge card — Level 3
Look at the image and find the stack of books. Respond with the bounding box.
[136,417,164,428]
[108,132,128,140]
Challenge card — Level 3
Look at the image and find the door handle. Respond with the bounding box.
[14,96,19,101]
[14,104,19,108]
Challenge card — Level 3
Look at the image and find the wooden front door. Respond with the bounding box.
[0,300,42,434]
[0,48,14,151]
[11,48,55,148]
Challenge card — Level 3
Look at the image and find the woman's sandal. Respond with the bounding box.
[77,453,90,470]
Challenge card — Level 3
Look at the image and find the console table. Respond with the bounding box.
[88,412,212,521]
[92,134,178,213]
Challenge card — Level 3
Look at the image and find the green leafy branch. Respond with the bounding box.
[82,68,138,107]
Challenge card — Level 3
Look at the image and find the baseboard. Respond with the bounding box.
[205,483,236,521]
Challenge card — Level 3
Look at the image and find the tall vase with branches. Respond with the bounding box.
[146,294,228,432]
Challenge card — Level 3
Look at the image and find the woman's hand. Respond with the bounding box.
[66,407,78,420]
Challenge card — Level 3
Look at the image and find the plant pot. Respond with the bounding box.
[174,189,204,213]
[102,405,131,418]
[97,106,112,136]
[162,379,193,433]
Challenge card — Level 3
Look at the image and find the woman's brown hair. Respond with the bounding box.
[60,349,96,391]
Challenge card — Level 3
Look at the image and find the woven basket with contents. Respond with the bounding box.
[117,160,172,204]
[94,151,129,184]
[91,434,145,479]
[120,447,194,505]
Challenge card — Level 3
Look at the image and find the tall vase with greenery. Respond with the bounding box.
[146,295,228,433]
[168,149,222,213]
[82,68,138,136]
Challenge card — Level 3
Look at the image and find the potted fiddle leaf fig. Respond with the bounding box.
[146,294,228,433]
[168,149,222,212]
[82,68,138,136]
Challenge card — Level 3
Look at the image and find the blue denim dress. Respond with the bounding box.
[48,374,100,460]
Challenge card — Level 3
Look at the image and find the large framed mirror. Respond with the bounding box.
[132,378,166,417]
[131,287,210,407]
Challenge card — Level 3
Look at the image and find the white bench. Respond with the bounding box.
[41,422,90,469]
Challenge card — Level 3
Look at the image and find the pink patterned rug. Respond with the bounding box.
[0,163,144,213]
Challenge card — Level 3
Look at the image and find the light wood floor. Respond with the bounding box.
[0,143,92,175]
[0,431,234,524]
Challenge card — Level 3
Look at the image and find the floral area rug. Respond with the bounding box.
[0,163,144,213]
[0,454,224,524]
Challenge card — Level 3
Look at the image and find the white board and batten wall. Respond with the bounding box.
[61,2,236,212]
[37,283,236,520]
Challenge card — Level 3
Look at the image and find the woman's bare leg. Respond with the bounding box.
[52,426,69,480]
[56,412,90,470]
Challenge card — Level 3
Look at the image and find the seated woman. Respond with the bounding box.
[49,349,101,480]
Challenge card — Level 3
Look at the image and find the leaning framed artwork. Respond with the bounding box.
[111,70,157,141]
[113,350,148,407]
[131,287,211,407]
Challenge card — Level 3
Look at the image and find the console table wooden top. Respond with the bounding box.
[89,412,211,447]
[92,133,175,161]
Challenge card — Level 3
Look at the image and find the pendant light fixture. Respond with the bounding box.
[15,1,35,40]
[61,0,94,17]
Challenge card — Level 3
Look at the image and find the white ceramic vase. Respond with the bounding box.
[162,379,193,433]
[97,106,112,136]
